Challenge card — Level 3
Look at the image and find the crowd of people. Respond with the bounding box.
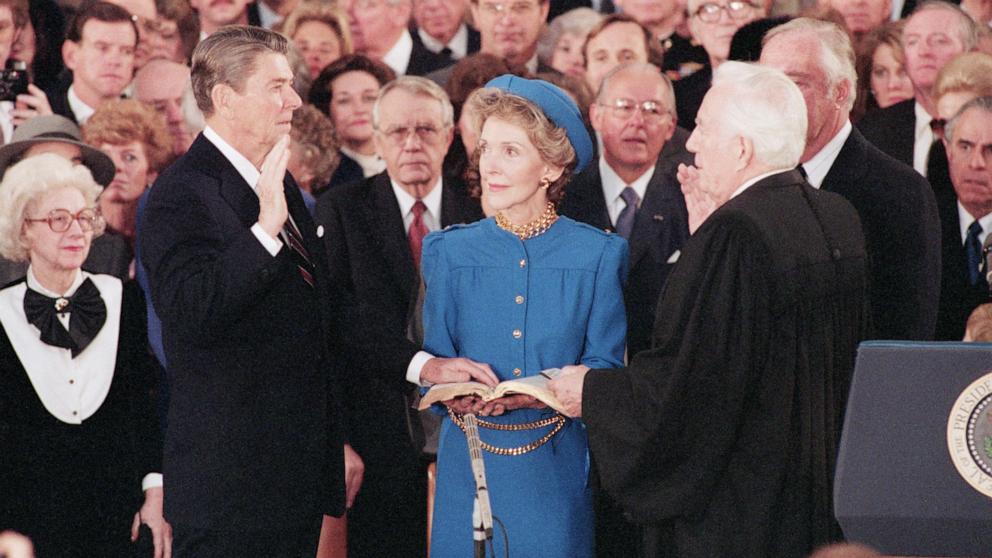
[0,0,990,557]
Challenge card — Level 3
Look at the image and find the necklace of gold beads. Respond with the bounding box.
[495,201,559,241]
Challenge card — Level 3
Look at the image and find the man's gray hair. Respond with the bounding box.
[764,18,857,113]
[372,76,455,129]
[945,95,992,142]
[191,25,291,117]
[908,0,980,51]
[711,61,807,169]
[596,62,676,118]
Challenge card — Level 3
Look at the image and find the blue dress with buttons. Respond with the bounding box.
[422,216,628,558]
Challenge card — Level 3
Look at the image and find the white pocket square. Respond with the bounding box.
[666,250,681,264]
[316,225,325,238]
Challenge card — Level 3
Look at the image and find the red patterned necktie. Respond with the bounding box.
[282,216,315,287]
[409,200,428,269]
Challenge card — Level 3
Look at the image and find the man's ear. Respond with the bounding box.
[734,136,752,172]
[63,40,79,70]
[589,102,603,132]
[211,83,233,120]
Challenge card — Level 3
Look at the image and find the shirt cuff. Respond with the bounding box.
[407,350,435,386]
[142,473,163,491]
[251,222,283,256]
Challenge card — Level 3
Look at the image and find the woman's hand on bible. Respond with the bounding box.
[480,395,545,416]
[443,395,486,415]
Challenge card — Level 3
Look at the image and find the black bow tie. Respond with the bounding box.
[23,277,107,358]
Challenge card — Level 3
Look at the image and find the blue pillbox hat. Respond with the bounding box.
[484,74,594,174]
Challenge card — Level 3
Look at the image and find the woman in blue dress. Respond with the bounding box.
[417,75,629,557]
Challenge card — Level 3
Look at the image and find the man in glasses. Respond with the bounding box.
[559,61,690,557]
[760,17,940,341]
[314,76,482,557]
[673,0,767,129]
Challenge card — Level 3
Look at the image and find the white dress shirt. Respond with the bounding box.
[202,126,284,256]
[599,157,655,226]
[381,29,414,76]
[391,176,443,234]
[417,24,470,59]
[67,86,96,124]
[801,120,852,189]
[0,268,162,490]
[257,0,283,28]
[958,203,992,246]
[913,101,935,176]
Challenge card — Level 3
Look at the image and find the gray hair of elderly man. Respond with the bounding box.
[0,153,105,262]
[945,95,992,143]
[764,17,858,113]
[372,75,455,130]
[191,25,291,117]
[710,61,807,169]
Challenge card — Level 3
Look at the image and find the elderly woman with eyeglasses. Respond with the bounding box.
[0,154,170,558]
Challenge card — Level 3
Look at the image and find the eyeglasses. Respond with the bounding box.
[930,118,947,140]
[477,1,539,18]
[378,125,445,144]
[25,208,103,233]
[599,98,671,123]
[693,1,758,23]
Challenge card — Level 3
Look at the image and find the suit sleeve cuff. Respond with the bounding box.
[407,350,435,386]
[251,223,283,257]
[142,473,163,491]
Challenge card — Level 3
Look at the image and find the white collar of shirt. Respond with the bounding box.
[0,269,122,424]
[340,146,387,178]
[257,0,282,28]
[525,53,539,74]
[913,100,934,176]
[802,120,852,189]
[391,176,443,233]
[599,156,655,226]
[203,125,261,189]
[418,24,469,59]
[957,202,992,246]
[382,29,414,76]
[67,85,96,125]
[730,168,790,200]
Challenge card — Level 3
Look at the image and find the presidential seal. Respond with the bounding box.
[947,371,992,499]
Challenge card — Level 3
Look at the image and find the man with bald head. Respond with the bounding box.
[760,17,941,340]
[859,1,979,174]
[134,59,196,156]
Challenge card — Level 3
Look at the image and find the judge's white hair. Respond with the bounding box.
[711,61,807,169]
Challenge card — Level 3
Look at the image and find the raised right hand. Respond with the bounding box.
[677,163,718,234]
[257,135,291,238]
[421,357,499,387]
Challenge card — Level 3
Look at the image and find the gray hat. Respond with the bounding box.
[0,115,116,186]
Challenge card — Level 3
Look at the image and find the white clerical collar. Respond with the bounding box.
[67,85,96,125]
[600,156,654,204]
[417,24,469,59]
[391,175,443,220]
[957,202,992,246]
[203,125,261,191]
[26,266,85,298]
[802,120,852,189]
[729,168,789,200]
[257,0,283,28]
[382,29,414,76]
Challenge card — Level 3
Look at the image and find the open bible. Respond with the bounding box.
[418,368,568,415]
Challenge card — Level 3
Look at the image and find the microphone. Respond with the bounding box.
[984,234,992,290]
[463,413,493,557]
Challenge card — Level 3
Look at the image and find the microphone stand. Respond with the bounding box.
[463,413,493,558]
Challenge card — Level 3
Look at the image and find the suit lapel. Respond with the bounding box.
[368,174,418,296]
[188,135,262,229]
[439,178,483,228]
[821,130,868,194]
[627,165,686,268]
[565,166,612,231]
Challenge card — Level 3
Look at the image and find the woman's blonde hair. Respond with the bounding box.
[465,88,577,204]
[0,154,104,262]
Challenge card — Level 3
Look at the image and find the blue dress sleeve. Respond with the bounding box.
[579,235,629,370]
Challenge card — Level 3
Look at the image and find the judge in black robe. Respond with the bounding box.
[550,63,871,558]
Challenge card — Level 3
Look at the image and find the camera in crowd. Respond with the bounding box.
[0,60,29,103]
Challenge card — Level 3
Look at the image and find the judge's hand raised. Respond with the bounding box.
[677,163,718,235]
[257,135,291,239]
[548,365,590,418]
[421,357,499,387]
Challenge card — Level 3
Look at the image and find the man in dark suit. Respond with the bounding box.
[935,97,992,340]
[761,18,941,341]
[550,61,869,558]
[560,61,689,558]
[316,76,482,557]
[411,0,481,69]
[140,27,360,556]
[339,0,449,76]
[858,2,976,174]
[47,2,137,125]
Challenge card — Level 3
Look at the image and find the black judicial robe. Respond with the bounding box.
[583,170,870,558]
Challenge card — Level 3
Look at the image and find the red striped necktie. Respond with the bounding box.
[282,216,315,287]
